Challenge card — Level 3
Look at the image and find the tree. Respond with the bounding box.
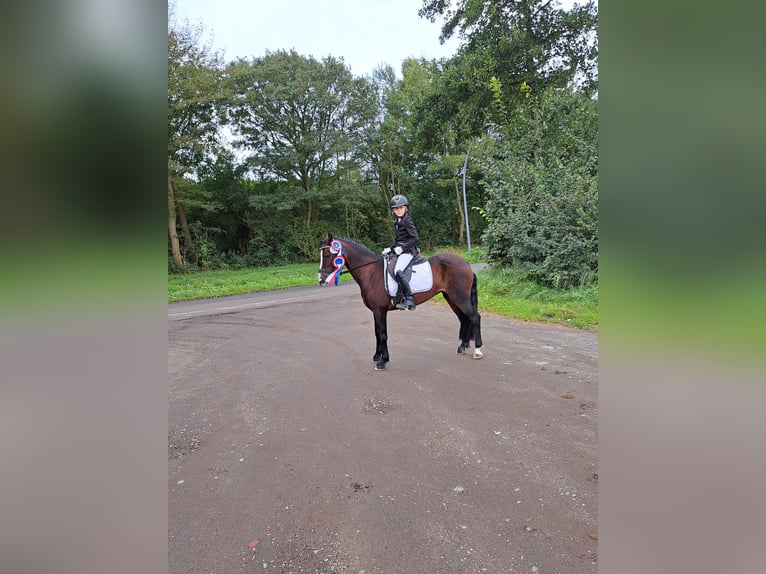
[167,21,225,266]
[416,0,598,140]
[226,51,377,228]
[365,58,470,244]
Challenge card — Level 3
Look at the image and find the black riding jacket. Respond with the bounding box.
[392,213,419,254]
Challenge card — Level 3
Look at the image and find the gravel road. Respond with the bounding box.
[168,282,598,573]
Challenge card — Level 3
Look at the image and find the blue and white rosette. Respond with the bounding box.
[325,240,345,285]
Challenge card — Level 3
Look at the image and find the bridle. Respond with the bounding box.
[318,240,381,285]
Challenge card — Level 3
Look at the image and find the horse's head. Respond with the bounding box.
[318,233,345,286]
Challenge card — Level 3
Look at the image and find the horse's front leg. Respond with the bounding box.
[372,308,389,370]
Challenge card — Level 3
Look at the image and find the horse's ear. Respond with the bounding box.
[325,232,333,242]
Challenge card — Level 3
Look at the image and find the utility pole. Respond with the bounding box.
[461,142,473,250]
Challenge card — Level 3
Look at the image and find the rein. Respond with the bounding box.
[346,258,381,272]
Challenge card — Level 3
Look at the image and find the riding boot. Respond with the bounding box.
[395,271,416,310]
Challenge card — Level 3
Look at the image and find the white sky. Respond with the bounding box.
[170,0,462,77]
[171,0,589,78]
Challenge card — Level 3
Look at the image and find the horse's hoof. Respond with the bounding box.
[374,361,387,370]
[456,346,466,355]
[472,348,484,360]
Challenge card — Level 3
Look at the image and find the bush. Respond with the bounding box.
[168,257,193,275]
[479,88,598,288]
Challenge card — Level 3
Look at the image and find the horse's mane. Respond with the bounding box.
[336,236,378,258]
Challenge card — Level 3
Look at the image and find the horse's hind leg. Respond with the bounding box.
[443,292,471,354]
[471,316,483,359]
[446,275,483,359]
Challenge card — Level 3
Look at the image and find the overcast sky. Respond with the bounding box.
[171,0,465,77]
[172,1,589,78]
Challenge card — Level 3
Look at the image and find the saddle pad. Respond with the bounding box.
[385,260,434,296]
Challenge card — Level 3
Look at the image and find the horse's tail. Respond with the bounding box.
[465,273,478,341]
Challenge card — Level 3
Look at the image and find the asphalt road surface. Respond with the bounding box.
[169,280,598,574]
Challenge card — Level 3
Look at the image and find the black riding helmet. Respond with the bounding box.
[390,194,409,209]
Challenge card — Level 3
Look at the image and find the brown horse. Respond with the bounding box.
[318,233,483,370]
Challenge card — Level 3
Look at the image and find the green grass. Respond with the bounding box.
[167,262,353,302]
[169,256,598,330]
[471,266,598,330]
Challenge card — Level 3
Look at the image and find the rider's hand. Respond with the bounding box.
[381,247,391,255]
[394,246,403,255]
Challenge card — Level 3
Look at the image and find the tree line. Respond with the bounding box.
[168,0,598,288]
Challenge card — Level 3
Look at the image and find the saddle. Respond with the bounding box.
[385,250,427,283]
[384,251,433,300]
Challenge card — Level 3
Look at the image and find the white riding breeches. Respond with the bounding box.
[394,253,414,275]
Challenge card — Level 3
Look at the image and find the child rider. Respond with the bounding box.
[381,194,419,310]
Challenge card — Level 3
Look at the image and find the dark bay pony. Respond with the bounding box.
[318,233,483,370]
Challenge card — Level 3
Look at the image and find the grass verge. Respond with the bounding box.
[167,263,353,302]
[470,266,597,330]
